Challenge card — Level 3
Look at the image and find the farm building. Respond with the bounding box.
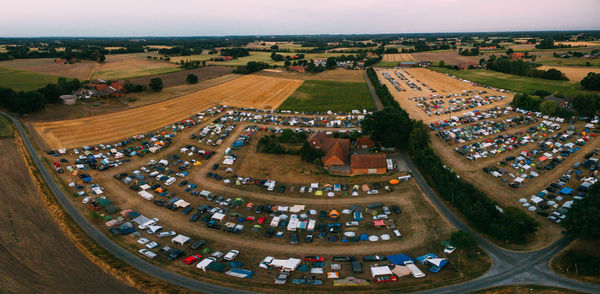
[511,52,525,59]
[350,154,387,174]
[356,137,375,149]
[59,95,77,105]
[288,65,306,73]
[307,132,350,170]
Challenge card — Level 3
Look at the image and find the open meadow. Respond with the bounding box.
[33,75,303,149]
[93,53,182,80]
[278,80,374,112]
[0,67,66,91]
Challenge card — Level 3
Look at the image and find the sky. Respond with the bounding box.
[1,0,599,37]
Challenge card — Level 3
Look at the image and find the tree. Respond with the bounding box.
[540,100,558,116]
[572,94,600,117]
[562,183,600,240]
[506,48,514,56]
[450,231,478,251]
[581,72,600,91]
[270,45,279,50]
[408,120,430,154]
[325,57,337,69]
[149,78,163,92]
[186,74,198,84]
[361,107,412,149]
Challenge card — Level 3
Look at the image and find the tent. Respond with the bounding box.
[329,210,340,218]
[387,254,414,265]
[172,234,190,245]
[391,265,412,277]
[426,258,448,272]
[225,268,254,279]
[416,254,437,263]
[370,266,392,278]
[327,272,340,279]
[373,220,385,227]
[211,213,225,222]
[559,187,574,195]
[207,262,226,272]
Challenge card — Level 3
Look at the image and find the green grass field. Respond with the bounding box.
[537,57,600,67]
[278,80,375,112]
[0,67,63,91]
[93,66,184,80]
[0,115,13,137]
[373,60,400,67]
[431,67,587,97]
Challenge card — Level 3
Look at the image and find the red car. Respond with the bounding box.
[257,216,266,224]
[182,254,202,265]
[375,275,398,283]
[303,256,324,262]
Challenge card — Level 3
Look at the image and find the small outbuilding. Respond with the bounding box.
[59,95,77,105]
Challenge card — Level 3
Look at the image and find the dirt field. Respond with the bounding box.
[33,75,303,149]
[537,65,600,81]
[0,138,136,293]
[375,67,513,124]
[127,65,234,88]
[255,68,365,82]
[0,58,96,80]
[93,53,182,80]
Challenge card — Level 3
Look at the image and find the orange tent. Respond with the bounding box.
[329,209,340,219]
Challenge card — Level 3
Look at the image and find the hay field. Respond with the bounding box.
[383,53,416,61]
[537,65,600,81]
[93,53,182,80]
[375,67,513,123]
[34,75,302,149]
[384,51,481,66]
[556,41,600,47]
[0,58,96,80]
[254,68,365,82]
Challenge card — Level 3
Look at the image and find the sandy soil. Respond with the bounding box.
[33,75,303,149]
[0,58,96,80]
[253,68,366,82]
[0,138,137,293]
[536,65,600,81]
[374,67,513,124]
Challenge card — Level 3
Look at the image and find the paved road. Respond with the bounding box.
[4,106,600,293]
[1,111,256,294]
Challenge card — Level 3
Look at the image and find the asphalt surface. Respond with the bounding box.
[4,103,600,294]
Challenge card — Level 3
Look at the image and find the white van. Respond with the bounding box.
[165,177,176,186]
[197,257,217,271]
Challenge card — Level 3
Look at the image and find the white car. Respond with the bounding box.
[223,250,239,261]
[373,214,388,220]
[137,238,150,244]
[157,230,176,238]
[444,246,456,254]
[393,229,402,238]
[82,196,91,204]
[139,218,159,230]
[145,242,159,249]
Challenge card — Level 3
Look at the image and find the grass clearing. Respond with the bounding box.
[0,115,13,137]
[0,67,63,91]
[278,80,374,112]
[431,67,586,96]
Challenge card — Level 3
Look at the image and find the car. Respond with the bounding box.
[444,246,456,254]
[183,254,202,265]
[189,212,201,222]
[393,229,402,238]
[158,230,176,238]
[265,228,275,238]
[363,255,386,262]
[257,216,266,224]
[274,271,290,285]
[211,164,219,171]
[138,249,157,259]
[332,256,356,262]
[375,275,398,283]
[382,206,391,215]
[304,256,324,262]
[146,242,159,249]
[373,214,388,220]
[319,210,327,219]
[153,200,166,207]
[255,205,264,214]
[190,240,206,250]
[82,196,91,204]
[223,250,240,261]
[137,238,150,244]
[305,234,313,243]
[351,261,363,273]
[181,206,193,215]
[290,232,298,244]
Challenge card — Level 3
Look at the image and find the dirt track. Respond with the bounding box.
[33,75,303,149]
[0,138,137,293]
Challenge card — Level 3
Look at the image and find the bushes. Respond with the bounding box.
[233,62,270,74]
[562,250,600,276]
[186,74,198,84]
[562,182,600,240]
[486,55,568,81]
[581,72,600,91]
[149,78,163,92]
[220,48,250,58]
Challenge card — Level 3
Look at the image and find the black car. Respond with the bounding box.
[319,210,327,219]
[363,255,386,262]
[290,232,298,244]
[181,206,193,215]
[278,185,286,193]
[391,205,401,214]
[153,200,166,207]
[189,212,201,222]
[190,240,206,250]
[255,205,264,214]
[332,256,356,262]
[305,234,313,243]
[265,228,275,238]
[211,164,219,171]
[167,249,184,261]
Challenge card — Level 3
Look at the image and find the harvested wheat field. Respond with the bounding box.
[0,58,96,80]
[383,53,417,62]
[384,51,484,66]
[34,75,303,149]
[537,65,600,81]
[92,53,181,80]
[375,67,513,123]
[556,41,600,47]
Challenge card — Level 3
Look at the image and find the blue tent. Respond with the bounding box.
[341,237,349,243]
[386,254,414,265]
[328,235,338,242]
[360,234,369,241]
[416,253,438,263]
[225,268,254,279]
[559,187,573,195]
[428,259,449,273]
[229,261,244,268]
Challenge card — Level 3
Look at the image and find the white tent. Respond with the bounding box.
[425,258,447,267]
[289,205,305,213]
[211,213,225,222]
[138,190,154,201]
[140,184,151,190]
[371,266,392,278]
[174,199,190,208]
[530,196,543,204]
[172,234,190,245]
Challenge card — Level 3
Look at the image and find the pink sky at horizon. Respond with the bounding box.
[1,0,599,37]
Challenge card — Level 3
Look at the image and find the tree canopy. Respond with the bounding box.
[562,183,600,240]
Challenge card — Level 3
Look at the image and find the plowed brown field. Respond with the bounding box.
[34,75,303,149]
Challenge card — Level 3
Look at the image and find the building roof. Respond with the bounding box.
[324,140,349,164]
[351,154,386,170]
[356,137,375,146]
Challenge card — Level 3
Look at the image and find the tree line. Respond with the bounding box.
[486,55,569,81]
[232,61,270,74]
[0,77,82,114]
[362,68,539,244]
